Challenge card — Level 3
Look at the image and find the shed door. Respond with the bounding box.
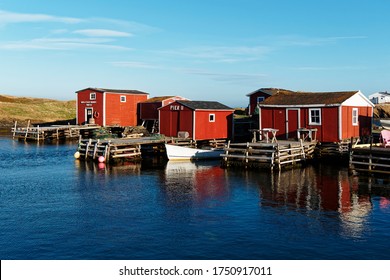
[287,109,300,139]
[85,108,93,124]
[170,111,180,137]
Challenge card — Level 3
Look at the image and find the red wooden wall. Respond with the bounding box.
[159,102,233,140]
[105,93,148,126]
[194,110,233,140]
[260,106,373,143]
[77,89,104,125]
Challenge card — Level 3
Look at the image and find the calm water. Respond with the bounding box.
[1,137,390,260]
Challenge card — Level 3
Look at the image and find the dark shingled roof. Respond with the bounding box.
[77,87,149,95]
[176,100,233,110]
[140,96,177,103]
[246,88,294,97]
[259,90,359,106]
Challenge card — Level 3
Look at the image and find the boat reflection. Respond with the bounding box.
[161,160,229,204]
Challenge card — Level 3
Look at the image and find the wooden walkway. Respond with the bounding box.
[75,137,166,162]
[221,140,317,170]
[350,143,390,175]
[12,121,99,141]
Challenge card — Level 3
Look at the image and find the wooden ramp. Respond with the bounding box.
[221,140,317,169]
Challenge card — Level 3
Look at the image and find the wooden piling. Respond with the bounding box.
[350,142,390,175]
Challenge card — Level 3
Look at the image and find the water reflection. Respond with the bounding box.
[73,158,385,241]
[253,166,372,238]
[160,162,376,239]
[75,159,141,176]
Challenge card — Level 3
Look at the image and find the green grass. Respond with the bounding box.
[0,94,75,126]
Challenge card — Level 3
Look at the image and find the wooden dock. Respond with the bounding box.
[75,136,166,162]
[221,140,317,170]
[12,121,99,141]
[350,143,390,175]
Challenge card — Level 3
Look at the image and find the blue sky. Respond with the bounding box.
[1,0,389,107]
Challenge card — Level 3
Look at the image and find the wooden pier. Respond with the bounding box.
[350,143,390,175]
[75,137,166,162]
[221,140,317,170]
[12,121,99,141]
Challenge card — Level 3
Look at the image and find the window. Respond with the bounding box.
[120,95,126,102]
[309,108,321,125]
[90,92,96,100]
[257,96,265,103]
[352,108,358,126]
[209,114,215,122]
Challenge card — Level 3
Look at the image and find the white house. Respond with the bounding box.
[369,91,390,104]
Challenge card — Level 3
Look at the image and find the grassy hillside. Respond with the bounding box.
[0,94,76,127]
[374,104,390,118]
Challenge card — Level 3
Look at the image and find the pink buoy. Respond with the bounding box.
[98,156,105,163]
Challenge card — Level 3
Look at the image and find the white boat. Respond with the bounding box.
[165,144,223,160]
[380,119,390,130]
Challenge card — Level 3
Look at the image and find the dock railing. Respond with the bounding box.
[221,139,316,170]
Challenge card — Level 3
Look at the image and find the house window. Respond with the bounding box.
[257,96,265,103]
[90,92,96,100]
[309,108,321,125]
[352,108,358,126]
[120,95,126,102]
[209,114,215,122]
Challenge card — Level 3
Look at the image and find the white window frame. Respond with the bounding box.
[352,108,358,126]
[209,113,215,122]
[120,95,126,103]
[309,108,321,125]
[90,92,96,100]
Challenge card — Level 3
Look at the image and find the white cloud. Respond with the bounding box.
[184,69,267,82]
[290,65,366,71]
[277,35,367,47]
[160,45,271,63]
[0,37,132,51]
[73,29,133,37]
[0,9,82,24]
[110,61,160,69]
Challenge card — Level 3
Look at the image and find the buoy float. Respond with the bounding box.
[74,151,80,159]
[98,156,105,163]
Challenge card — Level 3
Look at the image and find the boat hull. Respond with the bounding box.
[165,144,222,160]
[380,119,390,130]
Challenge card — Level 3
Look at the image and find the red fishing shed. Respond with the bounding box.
[139,96,188,121]
[158,100,234,140]
[258,90,374,143]
[139,96,187,131]
[247,88,290,115]
[76,87,149,126]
